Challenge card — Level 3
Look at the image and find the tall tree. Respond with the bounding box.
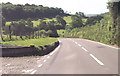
[56,15,66,29]
[27,18,33,27]
[70,15,83,29]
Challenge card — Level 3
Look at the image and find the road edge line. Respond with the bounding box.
[84,39,119,49]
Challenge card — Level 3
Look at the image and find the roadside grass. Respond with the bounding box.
[65,24,112,45]
[2,37,58,47]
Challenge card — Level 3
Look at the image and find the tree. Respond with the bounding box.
[70,15,83,29]
[1,17,6,41]
[27,18,33,27]
[47,21,58,37]
[7,22,14,40]
[2,17,6,27]
[76,12,85,18]
[56,15,66,29]
[85,15,103,26]
[108,1,120,45]
[18,19,26,39]
[2,3,68,21]
[38,20,47,30]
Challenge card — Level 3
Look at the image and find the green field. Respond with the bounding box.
[2,37,57,47]
[5,16,72,27]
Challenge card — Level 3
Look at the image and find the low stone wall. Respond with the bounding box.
[1,41,59,57]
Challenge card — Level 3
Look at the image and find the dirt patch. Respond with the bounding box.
[1,56,43,74]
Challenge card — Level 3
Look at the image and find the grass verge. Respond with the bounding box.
[2,37,57,47]
[2,37,59,57]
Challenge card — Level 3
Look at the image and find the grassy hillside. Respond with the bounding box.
[5,16,72,27]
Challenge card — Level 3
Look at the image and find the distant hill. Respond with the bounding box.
[85,14,99,17]
[85,12,109,17]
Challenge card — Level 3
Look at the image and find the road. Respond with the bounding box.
[1,38,118,74]
[35,38,118,74]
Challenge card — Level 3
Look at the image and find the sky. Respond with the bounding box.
[1,0,109,14]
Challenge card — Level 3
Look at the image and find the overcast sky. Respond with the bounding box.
[1,0,109,14]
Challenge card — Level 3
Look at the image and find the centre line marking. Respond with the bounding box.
[75,42,78,44]
[5,64,11,66]
[38,64,43,68]
[31,70,37,74]
[43,60,47,62]
[90,54,104,65]
[82,47,88,52]
[78,44,81,47]
[22,69,34,73]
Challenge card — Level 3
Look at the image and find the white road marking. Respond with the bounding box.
[90,54,104,65]
[50,52,53,55]
[38,64,43,68]
[47,56,50,59]
[75,42,78,44]
[37,58,39,60]
[50,45,60,56]
[50,50,56,55]
[82,47,88,52]
[78,44,82,47]
[22,69,34,73]
[5,64,10,66]
[43,60,47,62]
[31,70,37,74]
[58,39,62,43]
[37,60,41,63]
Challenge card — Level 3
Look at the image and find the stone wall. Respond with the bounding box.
[1,41,59,57]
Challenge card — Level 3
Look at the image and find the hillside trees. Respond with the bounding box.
[27,18,33,27]
[47,21,58,37]
[75,12,86,18]
[85,15,103,26]
[56,15,66,29]
[2,2,68,21]
[70,15,83,29]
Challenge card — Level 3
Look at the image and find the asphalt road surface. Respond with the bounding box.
[35,38,118,74]
[1,38,118,74]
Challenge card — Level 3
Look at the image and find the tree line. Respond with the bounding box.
[1,2,70,41]
[2,18,59,41]
[1,14,69,41]
[2,2,69,21]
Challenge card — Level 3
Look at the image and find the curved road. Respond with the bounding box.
[1,38,118,74]
[35,38,118,74]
